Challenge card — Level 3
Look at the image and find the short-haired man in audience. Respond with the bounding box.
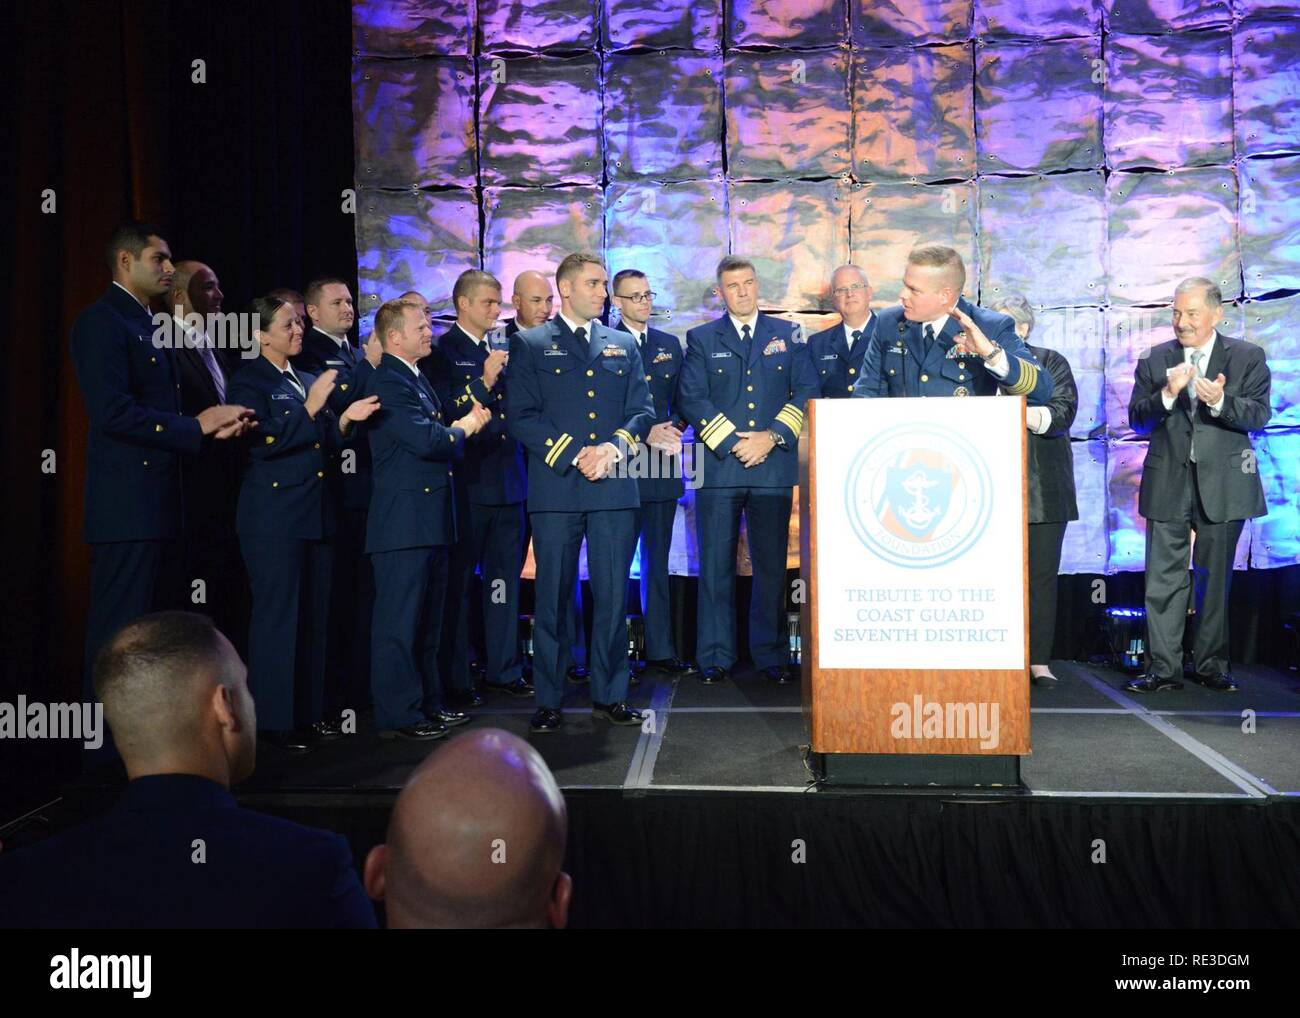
[0,612,377,928]
[364,729,570,928]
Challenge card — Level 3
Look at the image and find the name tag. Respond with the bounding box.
[324,359,346,367]
[711,351,733,359]
[454,360,477,367]
[272,393,297,401]
[543,349,568,357]
[820,354,838,361]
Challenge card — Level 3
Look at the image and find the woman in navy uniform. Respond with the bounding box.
[227,296,379,752]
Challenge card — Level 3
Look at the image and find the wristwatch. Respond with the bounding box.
[767,428,785,448]
[981,342,1003,364]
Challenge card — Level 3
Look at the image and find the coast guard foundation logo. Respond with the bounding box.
[844,423,992,568]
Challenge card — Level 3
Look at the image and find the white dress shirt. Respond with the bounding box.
[1161,332,1225,415]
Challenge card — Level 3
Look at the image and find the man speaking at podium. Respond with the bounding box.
[852,244,1053,405]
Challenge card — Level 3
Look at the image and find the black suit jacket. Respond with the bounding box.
[1128,333,1271,523]
[0,774,376,929]
[1027,344,1079,525]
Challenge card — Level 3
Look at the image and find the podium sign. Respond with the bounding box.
[800,397,1031,759]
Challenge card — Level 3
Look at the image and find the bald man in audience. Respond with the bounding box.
[364,729,571,929]
[506,270,555,337]
[0,612,377,928]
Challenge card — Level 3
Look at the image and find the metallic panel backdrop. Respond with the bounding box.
[352,0,1300,575]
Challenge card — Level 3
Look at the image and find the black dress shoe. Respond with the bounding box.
[1124,673,1184,693]
[446,688,484,710]
[308,719,345,741]
[378,720,449,741]
[566,665,590,685]
[592,701,644,726]
[645,657,697,676]
[1197,672,1239,692]
[529,708,563,733]
[762,664,797,685]
[486,678,534,698]
[698,666,728,684]
[427,709,472,727]
[260,730,314,753]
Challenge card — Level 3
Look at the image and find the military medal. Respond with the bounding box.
[954,386,970,397]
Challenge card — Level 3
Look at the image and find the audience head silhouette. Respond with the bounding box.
[365,729,571,929]
[94,611,257,787]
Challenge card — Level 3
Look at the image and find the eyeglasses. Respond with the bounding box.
[831,282,869,298]
[615,291,656,304]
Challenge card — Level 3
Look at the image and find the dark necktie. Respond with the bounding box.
[284,369,306,400]
[340,340,356,368]
[850,329,862,352]
[924,324,935,353]
[638,331,646,353]
[741,323,751,345]
[575,326,587,354]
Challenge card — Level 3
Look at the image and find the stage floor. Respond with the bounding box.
[239,660,1300,801]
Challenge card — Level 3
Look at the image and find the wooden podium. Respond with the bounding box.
[799,396,1031,787]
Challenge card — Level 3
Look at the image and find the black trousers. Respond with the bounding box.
[371,545,450,729]
[1027,521,1067,665]
[324,506,373,714]
[1144,466,1244,679]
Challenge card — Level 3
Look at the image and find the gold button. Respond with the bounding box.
[150,356,157,364]
[748,420,756,426]
[340,384,348,391]
[959,362,966,369]
[645,374,652,381]
[545,438,553,446]
[889,369,895,375]
[849,368,856,375]
[921,374,929,382]
[271,481,279,488]
[587,390,595,397]
[313,442,320,449]
[586,369,594,377]
[700,419,707,425]
[748,402,755,409]
[265,436,275,444]
[958,375,965,381]
[777,365,783,371]
[746,370,752,376]
[142,460,149,466]
[424,487,431,493]
[449,434,456,442]
[589,432,597,439]
[448,470,453,477]
[284,410,290,415]
[155,424,163,432]
[555,368,561,374]
[316,470,324,478]
[589,412,597,419]
[746,385,753,391]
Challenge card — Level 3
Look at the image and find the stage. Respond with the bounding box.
[16,659,1285,928]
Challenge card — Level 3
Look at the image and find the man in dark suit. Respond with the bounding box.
[678,256,819,686]
[165,261,247,653]
[808,264,878,398]
[508,253,654,733]
[1126,278,1272,693]
[425,271,532,704]
[367,299,491,739]
[0,612,376,928]
[291,277,372,723]
[611,269,693,677]
[853,244,1054,404]
[71,222,251,713]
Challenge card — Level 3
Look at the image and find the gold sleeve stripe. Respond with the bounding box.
[699,413,730,441]
[614,428,638,448]
[464,383,483,406]
[775,407,804,432]
[1005,360,1039,397]
[702,417,736,450]
[545,433,573,468]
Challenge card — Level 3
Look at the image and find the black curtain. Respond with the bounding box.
[2,0,356,820]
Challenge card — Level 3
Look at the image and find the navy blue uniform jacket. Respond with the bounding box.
[422,324,527,506]
[616,321,686,503]
[507,319,654,512]
[678,313,818,489]
[0,774,377,929]
[226,356,342,540]
[807,316,879,397]
[70,285,204,543]
[365,353,466,552]
[853,298,1054,404]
